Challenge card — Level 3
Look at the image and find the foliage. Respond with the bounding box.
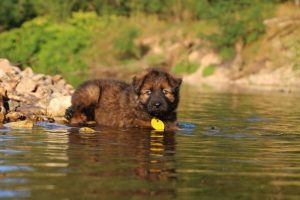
[0,0,290,82]
[202,65,216,77]
[0,0,36,31]
[0,12,96,82]
[114,26,140,60]
[198,0,277,60]
[173,61,199,74]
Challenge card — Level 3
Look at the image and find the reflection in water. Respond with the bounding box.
[1,87,300,199]
[67,129,177,198]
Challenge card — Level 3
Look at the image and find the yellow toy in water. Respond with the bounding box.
[151,118,165,131]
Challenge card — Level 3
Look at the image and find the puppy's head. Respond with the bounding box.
[132,68,182,119]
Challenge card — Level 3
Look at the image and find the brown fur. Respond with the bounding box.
[67,69,182,130]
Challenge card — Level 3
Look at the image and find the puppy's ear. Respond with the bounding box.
[132,73,146,94]
[168,75,182,88]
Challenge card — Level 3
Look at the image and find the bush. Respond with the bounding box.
[0,12,97,84]
[202,64,216,77]
[173,61,199,74]
[0,0,37,31]
[198,0,275,60]
[113,26,140,60]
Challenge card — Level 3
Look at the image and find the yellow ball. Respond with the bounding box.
[151,118,165,131]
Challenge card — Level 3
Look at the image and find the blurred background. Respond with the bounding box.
[0,0,299,89]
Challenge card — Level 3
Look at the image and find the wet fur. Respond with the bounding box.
[67,69,182,129]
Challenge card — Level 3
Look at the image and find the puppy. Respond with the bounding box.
[66,69,182,130]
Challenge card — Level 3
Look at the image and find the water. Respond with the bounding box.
[1,86,300,199]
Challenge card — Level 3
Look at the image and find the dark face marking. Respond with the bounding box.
[132,69,182,119]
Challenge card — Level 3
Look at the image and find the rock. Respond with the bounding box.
[0,59,74,124]
[16,78,37,94]
[7,99,20,111]
[53,117,68,124]
[55,79,67,91]
[1,79,19,92]
[0,96,5,125]
[5,120,34,129]
[52,74,63,83]
[0,58,14,74]
[6,112,25,122]
[47,96,71,117]
[0,85,6,96]
[79,127,96,133]
[0,70,7,79]
[21,67,34,78]
[27,115,54,122]
[16,105,46,116]
[32,74,46,81]
[0,86,7,125]
[34,86,52,99]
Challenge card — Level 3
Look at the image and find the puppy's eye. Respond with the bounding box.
[162,89,169,95]
[145,90,152,95]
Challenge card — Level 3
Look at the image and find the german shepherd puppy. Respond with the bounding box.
[66,69,182,130]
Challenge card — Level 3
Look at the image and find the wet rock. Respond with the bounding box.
[79,127,96,133]
[53,116,68,124]
[47,96,72,117]
[0,86,7,126]
[0,97,5,125]
[7,99,20,111]
[16,105,46,116]
[7,94,27,103]
[16,78,37,94]
[27,115,54,122]
[6,112,26,122]
[0,59,74,124]
[5,120,34,129]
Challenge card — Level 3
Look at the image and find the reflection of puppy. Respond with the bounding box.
[66,69,182,130]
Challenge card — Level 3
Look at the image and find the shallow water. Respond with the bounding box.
[1,87,300,199]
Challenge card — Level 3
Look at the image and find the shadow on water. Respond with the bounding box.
[1,86,300,199]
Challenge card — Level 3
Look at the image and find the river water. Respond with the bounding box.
[1,86,300,199]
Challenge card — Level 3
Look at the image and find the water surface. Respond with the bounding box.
[1,87,300,199]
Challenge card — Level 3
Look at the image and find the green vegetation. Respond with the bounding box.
[0,0,297,84]
[114,26,140,60]
[198,0,276,60]
[202,65,216,77]
[0,13,96,82]
[173,61,199,75]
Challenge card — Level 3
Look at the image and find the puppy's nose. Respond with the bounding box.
[154,102,161,108]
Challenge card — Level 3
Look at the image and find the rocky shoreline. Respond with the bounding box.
[0,59,74,128]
